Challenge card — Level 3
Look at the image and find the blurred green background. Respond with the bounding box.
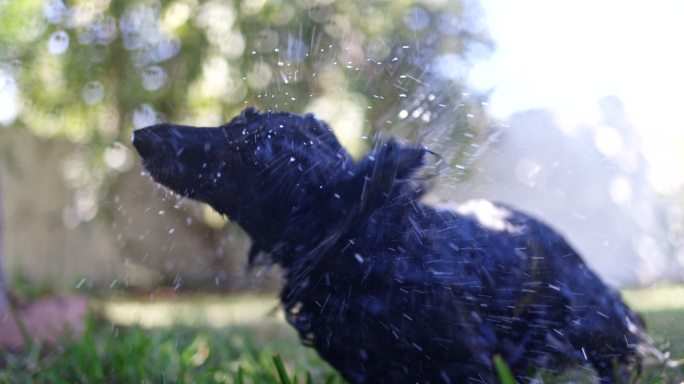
[0,0,490,291]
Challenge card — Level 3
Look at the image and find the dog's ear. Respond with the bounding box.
[228,107,261,125]
[390,141,429,180]
[351,139,427,212]
[302,114,351,162]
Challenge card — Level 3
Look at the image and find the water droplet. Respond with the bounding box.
[403,7,430,31]
[44,0,67,24]
[133,103,158,129]
[82,81,104,105]
[142,65,168,91]
[48,30,69,55]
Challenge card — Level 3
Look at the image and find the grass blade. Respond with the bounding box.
[235,366,244,384]
[272,354,293,384]
[493,354,516,384]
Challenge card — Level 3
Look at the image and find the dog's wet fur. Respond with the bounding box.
[133,107,658,383]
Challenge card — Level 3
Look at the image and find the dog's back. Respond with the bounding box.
[281,187,647,383]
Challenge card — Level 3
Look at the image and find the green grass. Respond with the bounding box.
[623,285,684,360]
[0,286,682,383]
[0,313,342,383]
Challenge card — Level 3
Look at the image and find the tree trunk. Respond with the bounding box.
[0,174,9,310]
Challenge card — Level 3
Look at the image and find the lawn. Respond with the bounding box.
[0,286,682,383]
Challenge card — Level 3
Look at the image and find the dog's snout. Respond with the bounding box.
[132,128,161,158]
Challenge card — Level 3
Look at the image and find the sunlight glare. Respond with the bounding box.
[472,0,684,194]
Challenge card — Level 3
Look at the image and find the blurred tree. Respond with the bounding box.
[0,176,8,309]
[0,0,491,287]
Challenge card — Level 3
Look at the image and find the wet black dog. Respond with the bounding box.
[133,107,658,383]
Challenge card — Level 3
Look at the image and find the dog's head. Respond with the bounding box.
[133,107,429,255]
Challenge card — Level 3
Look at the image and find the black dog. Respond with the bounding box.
[133,107,658,383]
